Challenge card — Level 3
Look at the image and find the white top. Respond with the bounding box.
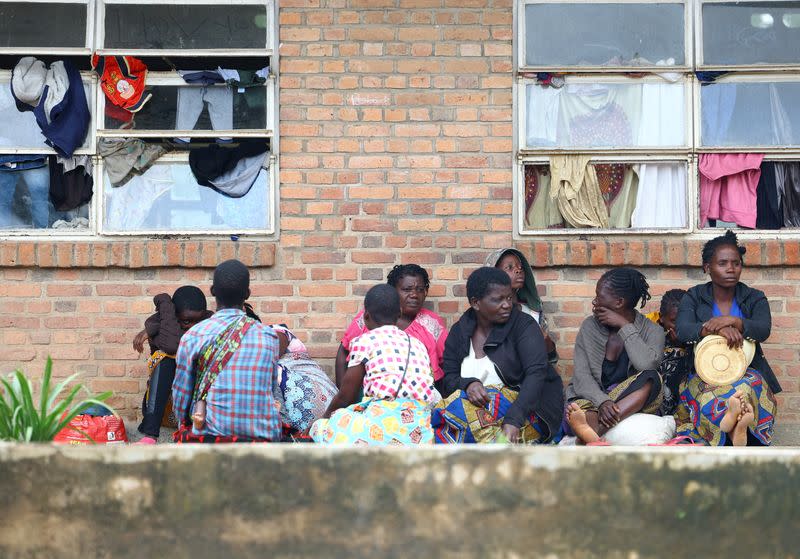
[520,303,541,324]
[460,341,504,387]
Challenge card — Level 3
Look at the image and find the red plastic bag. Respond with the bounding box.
[53,414,128,445]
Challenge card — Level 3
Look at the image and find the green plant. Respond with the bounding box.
[0,357,114,442]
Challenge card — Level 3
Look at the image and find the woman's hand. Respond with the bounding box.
[703,316,742,334]
[132,329,149,354]
[717,325,744,349]
[593,306,631,329]
[501,423,522,444]
[598,400,621,429]
[465,381,490,407]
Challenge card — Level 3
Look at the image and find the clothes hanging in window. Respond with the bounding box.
[630,163,687,228]
[755,162,782,230]
[549,155,609,228]
[776,162,800,228]
[699,153,764,229]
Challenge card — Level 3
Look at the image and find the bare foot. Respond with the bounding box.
[732,402,755,447]
[720,390,743,433]
[567,403,600,444]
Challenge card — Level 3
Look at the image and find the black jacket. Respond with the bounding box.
[676,282,781,394]
[441,305,564,439]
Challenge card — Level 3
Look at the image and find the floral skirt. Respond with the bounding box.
[432,385,547,444]
[674,368,777,446]
[310,398,433,446]
[275,356,337,432]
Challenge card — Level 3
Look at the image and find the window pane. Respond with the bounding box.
[103,85,268,131]
[0,159,89,230]
[703,2,800,65]
[0,81,92,151]
[104,4,268,50]
[524,3,684,67]
[524,160,687,230]
[0,2,86,48]
[525,82,686,149]
[103,161,270,232]
[700,81,800,146]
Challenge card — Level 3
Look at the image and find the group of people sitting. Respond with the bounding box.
[133,230,779,448]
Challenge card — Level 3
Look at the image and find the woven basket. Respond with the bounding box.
[694,335,756,386]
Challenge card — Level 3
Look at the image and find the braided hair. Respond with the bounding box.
[386,264,430,290]
[701,230,746,266]
[599,267,651,309]
[659,289,686,316]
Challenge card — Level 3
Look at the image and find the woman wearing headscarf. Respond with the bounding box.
[485,248,558,363]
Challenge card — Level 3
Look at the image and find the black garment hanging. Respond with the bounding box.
[755,162,782,229]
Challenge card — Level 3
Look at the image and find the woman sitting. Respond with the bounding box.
[310,284,436,445]
[486,248,558,363]
[566,268,665,444]
[335,264,447,391]
[433,267,564,444]
[645,289,692,416]
[674,231,779,446]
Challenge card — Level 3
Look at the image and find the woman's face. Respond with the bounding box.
[177,309,205,333]
[472,284,514,325]
[396,274,428,317]
[497,253,525,291]
[705,245,742,288]
[592,281,622,313]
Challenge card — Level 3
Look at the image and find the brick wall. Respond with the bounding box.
[0,0,798,428]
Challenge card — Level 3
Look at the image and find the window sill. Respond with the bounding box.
[510,238,796,268]
[0,240,276,268]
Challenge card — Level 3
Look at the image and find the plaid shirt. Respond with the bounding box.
[173,308,281,440]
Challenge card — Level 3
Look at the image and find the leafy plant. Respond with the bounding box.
[0,357,114,442]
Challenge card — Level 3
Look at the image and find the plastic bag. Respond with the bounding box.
[53,414,129,445]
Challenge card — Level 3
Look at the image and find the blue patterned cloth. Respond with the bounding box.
[276,355,337,432]
[173,308,282,440]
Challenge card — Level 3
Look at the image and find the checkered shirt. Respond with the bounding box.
[348,325,435,403]
[173,308,281,440]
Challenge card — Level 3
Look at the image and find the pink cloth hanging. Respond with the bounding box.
[699,154,764,228]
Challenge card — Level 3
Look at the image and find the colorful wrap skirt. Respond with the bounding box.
[310,397,433,446]
[432,385,547,444]
[275,354,337,432]
[674,368,777,446]
[571,370,663,415]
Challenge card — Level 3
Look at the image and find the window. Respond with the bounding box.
[0,0,277,237]
[516,0,800,234]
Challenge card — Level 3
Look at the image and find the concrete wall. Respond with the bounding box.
[0,0,799,430]
[1,443,799,558]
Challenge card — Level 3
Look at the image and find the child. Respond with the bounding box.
[132,286,211,444]
[645,289,691,416]
[310,284,436,445]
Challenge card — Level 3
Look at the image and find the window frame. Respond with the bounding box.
[0,0,94,56]
[94,0,275,57]
[694,73,800,152]
[514,0,800,238]
[97,150,277,236]
[518,74,693,154]
[95,72,276,139]
[516,154,696,236]
[517,0,692,74]
[695,0,800,71]
[0,0,279,239]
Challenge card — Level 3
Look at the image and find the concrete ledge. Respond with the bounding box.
[1,444,799,558]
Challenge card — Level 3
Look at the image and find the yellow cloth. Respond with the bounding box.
[549,155,609,228]
[644,311,660,325]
